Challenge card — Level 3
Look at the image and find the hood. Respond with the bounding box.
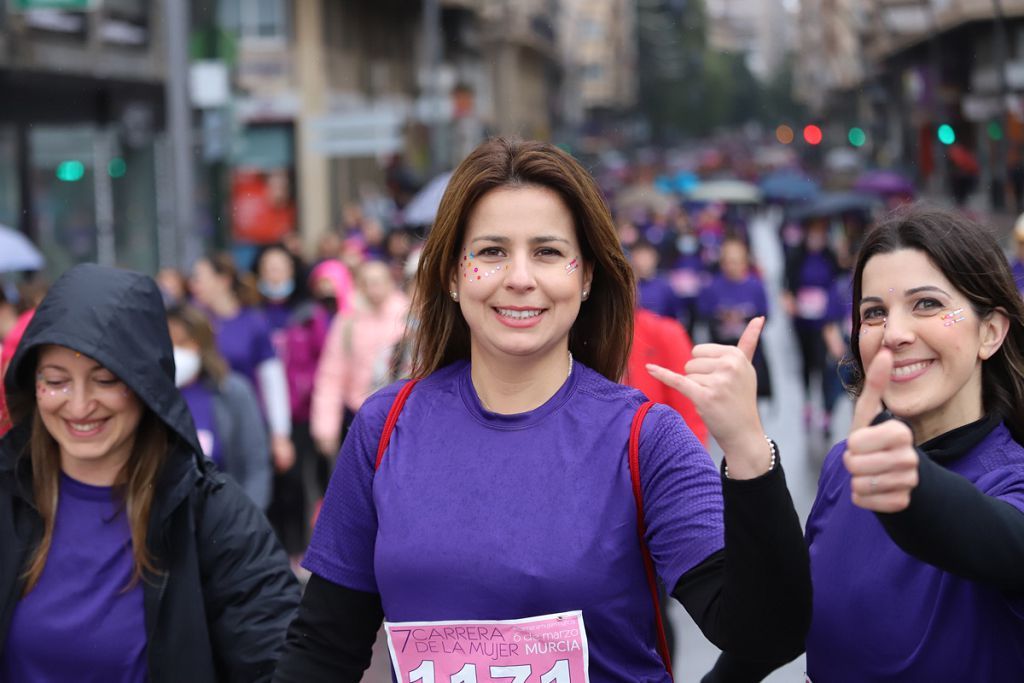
[3,263,202,460]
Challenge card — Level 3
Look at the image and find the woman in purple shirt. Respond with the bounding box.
[715,205,1024,680]
[274,138,811,682]
[0,264,299,682]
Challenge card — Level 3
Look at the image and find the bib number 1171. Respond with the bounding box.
[410,660,571,683]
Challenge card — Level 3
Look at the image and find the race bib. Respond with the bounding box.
[670,269,701,298]
[796,286,828,320]
[385,610,590,683]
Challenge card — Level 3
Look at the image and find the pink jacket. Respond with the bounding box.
[310,291,409,446]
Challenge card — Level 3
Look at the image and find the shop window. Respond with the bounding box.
[219,0,289,42]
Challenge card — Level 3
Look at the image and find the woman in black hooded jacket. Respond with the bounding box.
[0,263,299,682]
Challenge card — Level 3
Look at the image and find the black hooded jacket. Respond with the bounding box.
[0,264,300,682]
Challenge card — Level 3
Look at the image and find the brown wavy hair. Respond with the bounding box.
[410,137,635,381]
[17,394,169,594]
[166,304,230,384]
[201,252,261,307]
[848,204,1024,442]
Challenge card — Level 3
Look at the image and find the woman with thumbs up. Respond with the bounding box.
[801,205,1024,681]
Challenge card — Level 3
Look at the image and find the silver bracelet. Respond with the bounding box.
[724,435,777,479]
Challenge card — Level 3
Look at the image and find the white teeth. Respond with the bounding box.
[892,361,930,378]
[497,308,542,319]
[68,421,101,432]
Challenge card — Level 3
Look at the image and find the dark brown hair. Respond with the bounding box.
[848,204,1024,442]
[166,305,230,384]
[201,252,260,307]
[410,138,635,381]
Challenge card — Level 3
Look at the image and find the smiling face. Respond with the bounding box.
[857,249,1008,441]
[35,345,144,485]
[454,185,592,367]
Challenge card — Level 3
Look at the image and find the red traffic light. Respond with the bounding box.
[803,125,823,145]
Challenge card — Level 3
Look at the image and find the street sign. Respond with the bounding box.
[307,108,406,158]
[14,0,92,9]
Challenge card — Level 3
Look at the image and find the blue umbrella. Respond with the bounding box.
[0,224,44,272]
[787,192,879,222]
[759,170,820,202]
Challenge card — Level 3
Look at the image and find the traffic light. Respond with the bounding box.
[55,160,85,182]
[937,124,956,145]
[987,122,1003,141]
[108,158,127,178]
[776,125,794,145]
[803,125,823,145]
[848,127,866,147]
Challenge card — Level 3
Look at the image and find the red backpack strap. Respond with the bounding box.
[629,401,675,679]
[374,379,420,471]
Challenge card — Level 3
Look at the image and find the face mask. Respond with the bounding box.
[259,279,295,301]
[677,235,698,254]
[173,346,202,388]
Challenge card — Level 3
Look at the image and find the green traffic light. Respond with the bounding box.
[987,122,1004,141]
[937,124,956,145]
[848,127,866,147]
[108,157,127,178]
[55,160,85,182]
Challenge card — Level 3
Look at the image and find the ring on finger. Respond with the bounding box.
[869,477,878,493]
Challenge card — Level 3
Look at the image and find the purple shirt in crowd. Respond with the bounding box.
[180,380,223,469]
[697,274,768,342]
[805,423,1024,681]
[1012,260,1024,294]
[304,360,722,681]
[2,475,146,683]
[210,307,276,390]
[793,252,837,327]
[638,276,679,319]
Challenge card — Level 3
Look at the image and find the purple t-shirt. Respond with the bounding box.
[2,475,146,683]
[638,276,679,319]
[180,380,223,469]
[805,423,1024,681]
[1011,260,1024,294]
[304,360,723,681]
[793,252,836,327]
[210,307,277,390]
[697,274,768,342]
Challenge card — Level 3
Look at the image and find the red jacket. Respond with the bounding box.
[624,309,708,445]
[0,309,34,437]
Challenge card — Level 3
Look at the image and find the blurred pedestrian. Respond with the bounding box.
[167,305,272,509]
[1010,216,1024,295]
[275,138,810,682]
[631,239,678,319]
[783,219,843,435]
[155,267,189,309]
[309,260,409,460]
[0,264,298,682]
[708,205,1024,680]
[697,237,773,401]
[189,254,295,475]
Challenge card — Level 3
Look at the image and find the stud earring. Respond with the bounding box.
[582,290,589,301]
[450,290,458,301]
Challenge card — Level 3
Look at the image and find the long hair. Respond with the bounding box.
[410,137,635,381]
[848,204,1024,442]
[204,252,261,307]
[21,404,169,593]
[166,305,230,384]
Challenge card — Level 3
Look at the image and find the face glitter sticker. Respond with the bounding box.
[565,257,579,275]
[36,374,70,398]
[462,248,508,282]
[942,307,966,327]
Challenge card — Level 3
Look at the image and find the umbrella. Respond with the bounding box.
[854,169,915,197]
[403,171,452,226]
[787,192,880,222]
[617,183,676,215]
[825,148,863,172]
[0,225,44,272]
[759,170,820,202]
[686,180,763,204]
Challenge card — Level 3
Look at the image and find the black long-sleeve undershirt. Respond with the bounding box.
[707,413,1024,682]
[273,458,810,683]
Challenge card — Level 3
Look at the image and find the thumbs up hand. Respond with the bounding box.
[647,317,771,479]
[843,349,919,513]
